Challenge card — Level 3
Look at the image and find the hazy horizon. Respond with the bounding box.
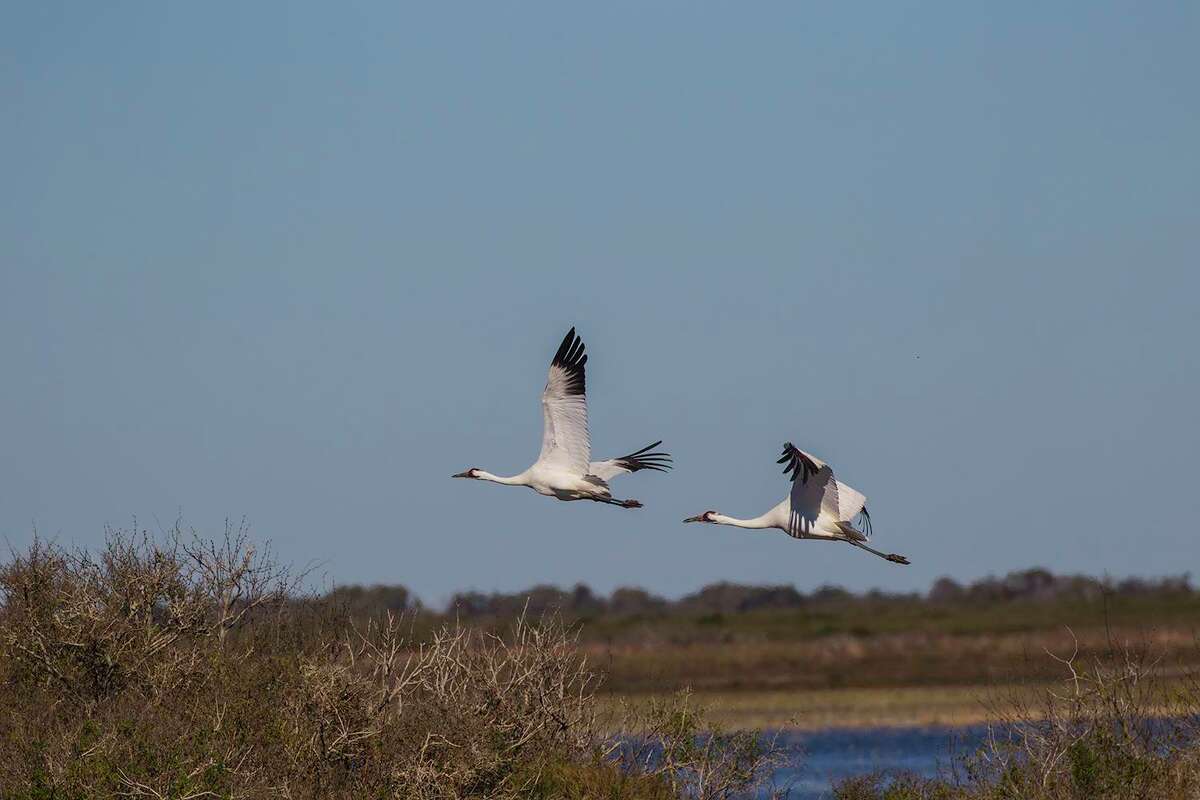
[323,561,1190,612]
[4,3,1197,604]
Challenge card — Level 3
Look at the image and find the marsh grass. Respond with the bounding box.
[830,629,1200,799]
[448,577,1200,697]
[611,689,794,799]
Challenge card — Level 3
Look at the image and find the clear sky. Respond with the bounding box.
[3,3,1197,605]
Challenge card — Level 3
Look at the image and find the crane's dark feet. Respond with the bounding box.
[621,499,643,509]
[887,553,911,565]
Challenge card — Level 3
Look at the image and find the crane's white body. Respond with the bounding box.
[470,465,613,501]
[685,443,909,565]
[454,328,670,507]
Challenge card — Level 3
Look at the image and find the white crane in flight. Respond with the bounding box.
[684,442,910,564]
[453,327,671,508]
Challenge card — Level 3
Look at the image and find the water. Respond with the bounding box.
[761,724,990,799]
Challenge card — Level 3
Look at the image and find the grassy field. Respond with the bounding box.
[605,678,1200,731]
[586,592,1200,797]
[5,530,1200,799]
[601,684,1015,731]
[577,593,1200,728]
[332,574,1200,729]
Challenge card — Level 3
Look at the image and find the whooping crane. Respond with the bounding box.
[452,327,672,508]
[683,442,910,565]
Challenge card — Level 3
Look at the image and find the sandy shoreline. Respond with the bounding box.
[603,684,1040,732]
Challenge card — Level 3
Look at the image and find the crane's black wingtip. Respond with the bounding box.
[550,327,587,396]
[777,441,818,484]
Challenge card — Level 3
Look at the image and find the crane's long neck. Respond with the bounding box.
[476,470,528,486]
[712,513,773,530]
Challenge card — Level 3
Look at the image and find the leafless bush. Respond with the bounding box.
[0,529,786,799]
[613,688,794,800]
[0,520,300,697]
[832,772,958,799]
[949,627,1200,800]
[181,519,300,644]
[272,611,603,798]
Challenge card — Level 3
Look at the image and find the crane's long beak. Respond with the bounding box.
[451,471,472,478]
[682,514,706,523]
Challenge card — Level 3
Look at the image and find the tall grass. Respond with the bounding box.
[832,631,1200,799]
[0,527,787,799]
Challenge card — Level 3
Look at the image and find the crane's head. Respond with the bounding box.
[682,510,718,524]
[452,468,482,479]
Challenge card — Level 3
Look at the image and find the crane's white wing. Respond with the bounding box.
[778,442,841,537]
[536,328,590,475]
[589,440,672,481]
[835,481,867,522]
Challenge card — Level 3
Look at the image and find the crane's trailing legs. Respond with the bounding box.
[593,496,643,509]
[846,539,910,565]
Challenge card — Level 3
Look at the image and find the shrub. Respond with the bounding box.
[831,631,1200,800]
[0,527,786,799]
[955,631,1200,800]
[613,689,794,799]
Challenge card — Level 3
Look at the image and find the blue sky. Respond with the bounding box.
[3,3,1197,604]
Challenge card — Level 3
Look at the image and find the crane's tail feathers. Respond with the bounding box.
[835,520,869,542]
[857,506,873,538]
[581,474,611,490]
[613,440,673,473]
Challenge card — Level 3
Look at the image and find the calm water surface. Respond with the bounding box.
[760,724,990,799]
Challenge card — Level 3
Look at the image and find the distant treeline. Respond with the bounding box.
[326,568,1193,619]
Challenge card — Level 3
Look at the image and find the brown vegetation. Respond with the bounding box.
[830,636,1200,799]
[5,526,1200,798]
[0,528,788,800]
[335,571,1200,697]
